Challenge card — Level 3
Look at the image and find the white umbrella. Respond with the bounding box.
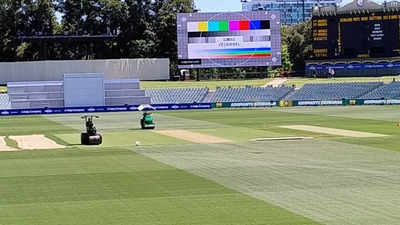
[138,104,156,111]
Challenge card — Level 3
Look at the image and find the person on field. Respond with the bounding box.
[328,67,335,79]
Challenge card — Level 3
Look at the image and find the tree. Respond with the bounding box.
[58,0,103,35]
[281,44,293,74]
[0,0,20,61]
[152,0,194,75]
[16,0,57,60]
[284,20,312,73]
[117,0,156,58]
[98,0,127,36]
[18,0,55,36]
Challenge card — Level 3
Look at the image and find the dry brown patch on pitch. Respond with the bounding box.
[0,136,18,151]
[9,135,65,150]
[154,129,231,144]
[280,125,386,137]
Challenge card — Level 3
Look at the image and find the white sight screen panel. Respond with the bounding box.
[177,11,281,68]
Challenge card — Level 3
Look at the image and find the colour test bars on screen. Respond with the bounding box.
[177,12,281,68]
[187,20,271,59]
[187,20,270,32]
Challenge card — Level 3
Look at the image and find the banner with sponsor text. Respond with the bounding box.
[0,103,212,116]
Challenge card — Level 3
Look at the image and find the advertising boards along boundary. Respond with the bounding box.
[0,103,213,117]
[2,100,400,116]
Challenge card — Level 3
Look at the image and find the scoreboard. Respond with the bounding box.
[312,12,400,59]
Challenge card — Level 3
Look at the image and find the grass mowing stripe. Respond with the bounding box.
[0,193,319,225]
[134,140,400,225]
[161,108,400,151]
[0,147,130,160]
[0,153,176,178]
[55,130,190,147]
[46,112,231,133]
[45,112,140,132]
[3,107,400,225]
[0,147,321,225]
[271,105,400,122]
[0,115,75,136]
[0,170,235,205]
[161,109,395,135]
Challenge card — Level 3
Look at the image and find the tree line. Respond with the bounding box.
[0,0,311,77]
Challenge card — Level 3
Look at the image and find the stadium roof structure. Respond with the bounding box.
[313,0,400,16]
[17,34,117,42]
[339,0,381,11]
[15,34,118,61]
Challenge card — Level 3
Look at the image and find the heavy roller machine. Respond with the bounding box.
[140,111,155,129]
[138,104,156,129]
[81,115,102,145]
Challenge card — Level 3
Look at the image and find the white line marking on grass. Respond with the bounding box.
[249,137,314,142]
[279,125,387,137]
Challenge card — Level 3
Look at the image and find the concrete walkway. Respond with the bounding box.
[262,78,288,87]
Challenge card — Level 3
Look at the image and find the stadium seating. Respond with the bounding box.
[104,79,151,106]
[205,86,294,103]
[0,94,11,109]
[285,82,383,100]
[146,88,209,104]
[7,80,400,109]
[359,81,400,99]
[7,79,151,109]
[7,81,64,109]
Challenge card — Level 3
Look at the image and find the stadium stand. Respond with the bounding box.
[7,81,64,109]
[6,80,400,109]
[146,88,209,104]
[7,79,150,109]
[205,86,294,103]
[285,82,383,101]
[104,79,151,106]
[359,81,400,99]
[0,94,11,109]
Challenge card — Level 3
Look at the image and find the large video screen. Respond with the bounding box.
[177,11,281,68]
[312,12,400,59]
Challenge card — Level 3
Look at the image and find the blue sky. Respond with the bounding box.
[194,0,387,12]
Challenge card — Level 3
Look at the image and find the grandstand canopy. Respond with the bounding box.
[17,35,117,42]
[313,0,400,16]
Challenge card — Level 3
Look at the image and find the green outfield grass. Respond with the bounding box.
[0,147,322,225]
[1,106,400,225]
[0,115,75,136]
[55,130,190,147]
[140,79,272,90]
